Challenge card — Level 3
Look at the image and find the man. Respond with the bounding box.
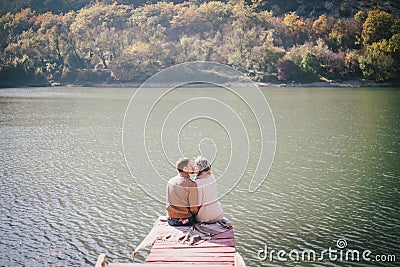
[166,158,199,226]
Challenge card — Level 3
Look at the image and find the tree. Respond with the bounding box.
[111,40,164,81]
[282,11,307,47]
[301,52,322,81]
[284,41,344,82]
[0,8,36,49]
[222,1,260,71]
[277,59,302,82]
[344,49,362,79]
[170,1,231,39]
[361,9,393,45]
[328,18,361,51]
[0,55,47,87]
[312,15,332,39]
[388,33,400,79]
[33,12,72,80]
[196,1,231,34]
[69,3,131,69]
[310,39,346,80]
[358,39,396,82]
[249,30,285,80]
[177,32,224,62]
[1,0,399,85]
[0,0,91,16]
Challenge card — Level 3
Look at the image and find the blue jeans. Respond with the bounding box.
[167,216,196,226]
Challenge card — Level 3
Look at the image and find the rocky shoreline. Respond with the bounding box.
[256,80,398,88]
[62,80,398,88]
[1,79,399,89]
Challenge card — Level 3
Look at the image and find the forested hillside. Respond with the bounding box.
[2,0,399,17]
[1,0,399,87]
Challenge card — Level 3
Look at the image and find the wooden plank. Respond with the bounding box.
[153,238,235,245]
[145,255,235,263]
[151,245,236,250]
[109,264,232,267]
[145,258,234,264]
[152,239,235,249]
[148,251,236,258]
[99,217,243,267]
[109,264,233,267]
[150,247,236,253]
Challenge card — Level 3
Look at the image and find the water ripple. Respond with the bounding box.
[1,88,400,267]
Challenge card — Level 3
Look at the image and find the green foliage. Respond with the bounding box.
[344,50,362,79]
[354,8,399,81]
[0,55,47,87]
[283,40,349,82]
[1,1,400,86]
[301,52,322,81]
[354,11,367,25]
[358,40,396,82]
[251,41,285,73]
[361,9,393,45]
[328,18,361,51]
[68,3,133,71]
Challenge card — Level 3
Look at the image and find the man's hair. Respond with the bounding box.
[176,158,190,172]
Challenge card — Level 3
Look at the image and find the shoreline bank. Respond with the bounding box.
[1,79,399,89]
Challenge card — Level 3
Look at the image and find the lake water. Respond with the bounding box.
[0,87,399,267]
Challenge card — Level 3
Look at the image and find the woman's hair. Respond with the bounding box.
[195,156,211,176]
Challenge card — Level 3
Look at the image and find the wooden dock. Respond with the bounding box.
[95,218,245,267]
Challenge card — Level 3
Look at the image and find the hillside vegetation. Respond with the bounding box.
[1,0,399,17]
[0,0,399,87]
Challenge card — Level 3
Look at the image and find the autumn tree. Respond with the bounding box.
[358,39,395,81]
[249,30,285,81]
[70,3,132,70]
[312,15,333,40]
[1,0,400,85]
[222,1,259,71]
[328,18,361,51]
[282,11,308,47]
[277,59,302,82]
[361,9,393,45]
[0,8,36,49]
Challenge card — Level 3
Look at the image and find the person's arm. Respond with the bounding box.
[188,182,199,215]
[196,180,203,207]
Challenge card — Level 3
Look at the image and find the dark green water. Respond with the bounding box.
[0,87,399,266]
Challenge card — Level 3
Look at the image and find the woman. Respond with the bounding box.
[194,156,224,223]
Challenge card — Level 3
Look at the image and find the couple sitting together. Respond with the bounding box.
[166,156,224,226]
